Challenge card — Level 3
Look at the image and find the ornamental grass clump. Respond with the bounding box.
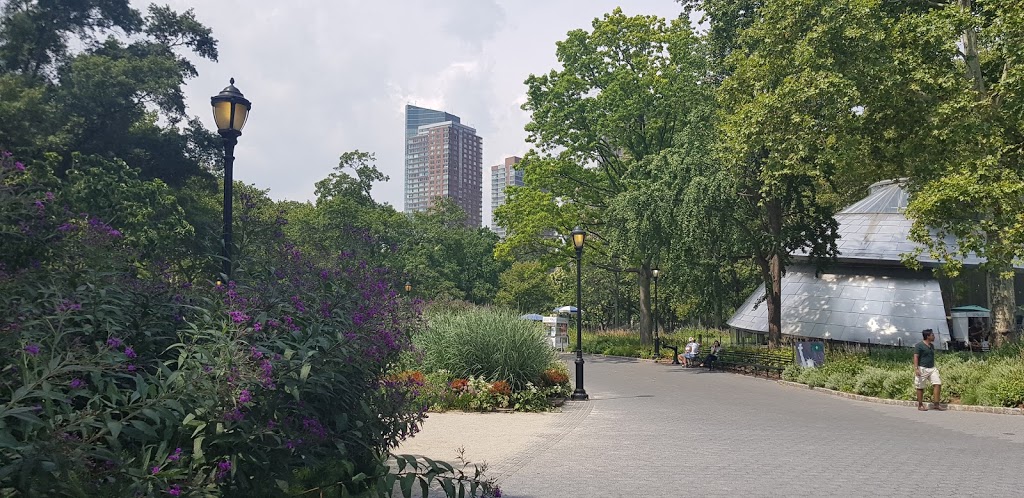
[417,307,555,388]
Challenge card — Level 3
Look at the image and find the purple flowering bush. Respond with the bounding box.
[0,154,446,496]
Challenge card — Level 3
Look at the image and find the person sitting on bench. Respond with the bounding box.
[700,340,721,368]
[680,337,700,367]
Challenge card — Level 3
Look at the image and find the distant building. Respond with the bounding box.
[404,105,483,228]
[490,156,523,238]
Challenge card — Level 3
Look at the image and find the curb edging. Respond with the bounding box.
[776,380,1024,415]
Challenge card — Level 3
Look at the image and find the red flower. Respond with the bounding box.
[490,381,511,396]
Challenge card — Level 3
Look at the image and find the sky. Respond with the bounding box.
[140,1,689,226]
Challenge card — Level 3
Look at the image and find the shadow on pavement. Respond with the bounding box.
[587,394,655,401]
[582,355,645,364]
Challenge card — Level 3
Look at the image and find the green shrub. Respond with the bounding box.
[797,367,827,387]
[882,371,914,400]
[853,367,890,397]
[418,370,457,411]
[417,308,556,388]
[511,383,552,412]
[782,364,801,382]
[976,365,1024,408]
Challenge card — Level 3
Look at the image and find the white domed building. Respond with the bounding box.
[727,180,1014,350]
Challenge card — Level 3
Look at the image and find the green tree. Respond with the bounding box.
[900,0,1024,345]
[495,261,556,314]
[400,200,505,304]
[715,0,905,346]
[0,1,221,185]
[497,8,709,344]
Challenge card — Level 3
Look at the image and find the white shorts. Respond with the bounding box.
[914,367,941,389]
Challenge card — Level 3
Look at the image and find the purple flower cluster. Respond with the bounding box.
[238,389,252,405]
[167,447,182,462]
[259,359,274,388]
[56,300,82,313]
[167,484,182,496]
[228,310,249,323]
[23,343,40,356]
[87,217,122,238]
[69,378,87,389]
[216,460,232,480]
[301,416,328,440]
[106,337,123,348]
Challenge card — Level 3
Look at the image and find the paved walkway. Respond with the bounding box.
[396,355,1023,497]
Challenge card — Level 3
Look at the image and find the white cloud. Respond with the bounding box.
[137,0,689,224]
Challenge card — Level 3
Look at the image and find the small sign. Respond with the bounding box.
[795,342,825,368]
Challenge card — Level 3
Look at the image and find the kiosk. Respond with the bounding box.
[543,316,569,351]
[949,305,990,348]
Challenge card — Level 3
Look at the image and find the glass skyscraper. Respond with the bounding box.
[405,105,460,140]
[490,156,523,238]
[404,105,483,228]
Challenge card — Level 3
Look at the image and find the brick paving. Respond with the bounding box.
[398,355,1023,497]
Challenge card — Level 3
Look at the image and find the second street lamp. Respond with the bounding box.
[211,78,252,279]
[571,226,588,401]
[652,267,660,358]
[405,281,412,294]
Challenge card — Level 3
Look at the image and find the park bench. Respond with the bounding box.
[658,341,681,365]
[711,349,792,378]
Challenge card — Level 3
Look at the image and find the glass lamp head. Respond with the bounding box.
[211,78,252,135]
[571,226,586,251]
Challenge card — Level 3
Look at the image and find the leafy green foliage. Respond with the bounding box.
[495,261,556,314]
[570,329,733,360]
[500,8,711,343]
[0,1,221,185]
[786,346,1024,407]
[0,155,429,496]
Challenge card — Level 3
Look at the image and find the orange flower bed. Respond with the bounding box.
[489,380,512,396]
[541,368,569,386]
[450,378,468,391]
[386,370,425,385]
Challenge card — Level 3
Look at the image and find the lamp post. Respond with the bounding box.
[210,78,252,279]
[652,267,660,358]
[611,254,620,328]
[404,281,412,294]
[571,226,588,401]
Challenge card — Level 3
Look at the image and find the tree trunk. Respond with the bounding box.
[638,264,653,345]
[959,0,986,94]
[765,199,784,348]
[987,270,1015,346]
[766,254,783,348]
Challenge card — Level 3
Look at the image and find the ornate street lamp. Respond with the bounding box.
[404,281,412,294]
[571,226,588,401]
[211,78,252,279]
[652,267,661,358]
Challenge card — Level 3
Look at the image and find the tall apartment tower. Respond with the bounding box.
[490,156,523,238]
[404,105,483,228]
